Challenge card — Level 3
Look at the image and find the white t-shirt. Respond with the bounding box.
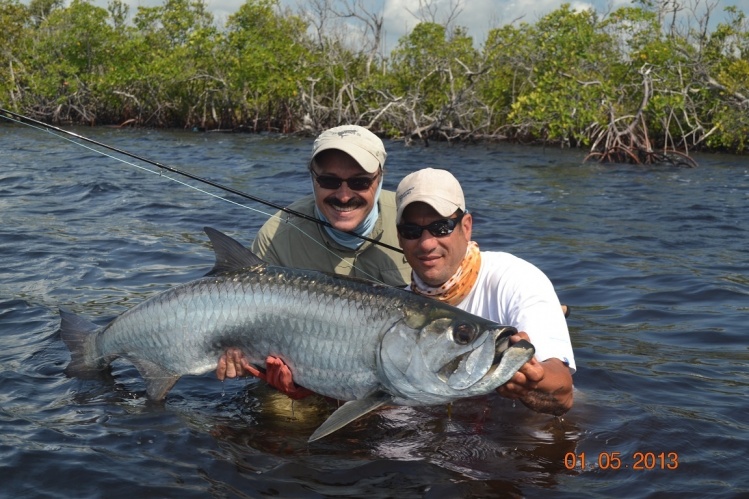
[456,251,576,374]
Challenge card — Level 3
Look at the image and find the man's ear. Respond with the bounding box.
[462,213,473,240]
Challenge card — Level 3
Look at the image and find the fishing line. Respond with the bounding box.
[4,112,275,217]
[0,108,403,254]
[1,109,402,284]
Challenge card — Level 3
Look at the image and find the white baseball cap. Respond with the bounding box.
[396,168,465,223]
[311,125,386,173]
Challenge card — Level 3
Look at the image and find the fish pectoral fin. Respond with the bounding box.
[308,391,392,443]
[130,358,180,401]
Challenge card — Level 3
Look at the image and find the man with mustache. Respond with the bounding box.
[249,124,409,286]
[217,125,409,386]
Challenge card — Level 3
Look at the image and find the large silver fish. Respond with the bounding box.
[60,227,534,441]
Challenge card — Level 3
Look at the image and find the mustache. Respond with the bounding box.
[324,196,367,209]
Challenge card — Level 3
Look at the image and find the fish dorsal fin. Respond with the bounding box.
[308,390,392,443]
[203,227,265,275]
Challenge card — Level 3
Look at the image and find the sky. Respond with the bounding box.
[51,0,749,50]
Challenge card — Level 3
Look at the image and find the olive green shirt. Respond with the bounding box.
[250,190,411,287]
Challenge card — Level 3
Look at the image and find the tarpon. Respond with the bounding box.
[60,227,534,441]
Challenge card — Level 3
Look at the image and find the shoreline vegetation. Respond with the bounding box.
[1,0,747,162]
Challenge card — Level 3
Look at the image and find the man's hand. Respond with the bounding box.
[216,348,314,400]
[217,347,259,380]
[263,357,315,399]
[498,355,545,399]
[497,331,573,416]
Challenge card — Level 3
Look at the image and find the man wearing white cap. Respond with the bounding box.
[394,168,575,415]
[217,125,409,383]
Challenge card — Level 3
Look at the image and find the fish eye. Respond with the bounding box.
[452,322,477,345]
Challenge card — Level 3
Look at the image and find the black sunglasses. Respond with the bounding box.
[311,169,380,191]
[397,211,465,240]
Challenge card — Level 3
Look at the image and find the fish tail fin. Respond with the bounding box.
[59,308,106,377]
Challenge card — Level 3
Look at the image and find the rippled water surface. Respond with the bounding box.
[1,123,747,498]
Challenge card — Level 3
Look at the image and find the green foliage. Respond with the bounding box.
[502,5,614,145]
[708,101,749,151]
[383,22,481,137]
[389,22,476,114]
[27,0,62,26]
[694,7,748,150]
[13,0,117,120]
[479,23,534,124]
[1,0,747,152]
[0,0,29,106]
[601,6,661,61]
[124,0,220,126]
[0,0,28,47]
[224,0,311,129]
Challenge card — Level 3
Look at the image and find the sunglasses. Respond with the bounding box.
[311,170,380,191]
[397,212,465,240]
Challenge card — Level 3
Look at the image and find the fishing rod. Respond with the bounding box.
[1,108,403,254]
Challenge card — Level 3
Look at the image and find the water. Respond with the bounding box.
[1,123,747,498]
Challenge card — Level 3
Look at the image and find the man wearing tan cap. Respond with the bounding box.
[249,124,409,285]
[217,125,409,383]
[394,168,575,415]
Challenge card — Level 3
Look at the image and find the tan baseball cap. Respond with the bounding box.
[311,125,386,173]
[396,168,465,223]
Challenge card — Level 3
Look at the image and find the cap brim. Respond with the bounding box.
[313,143,380,173]
[396,194,460,223]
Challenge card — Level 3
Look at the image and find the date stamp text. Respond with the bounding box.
[564,452,679,471]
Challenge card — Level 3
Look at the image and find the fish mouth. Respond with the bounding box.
[492,331,513,365]
[437,327,517,388]
[472,331,515,380]
[454,337,534,391]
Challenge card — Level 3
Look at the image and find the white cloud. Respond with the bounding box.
[50,0,749,49]
[376,0,602,47]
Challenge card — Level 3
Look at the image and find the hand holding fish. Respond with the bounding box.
[216,348,249,380]
[496,331,573,416]
[217,348,314,400]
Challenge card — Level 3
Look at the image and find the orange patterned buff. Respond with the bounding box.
[410,241,481,306]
